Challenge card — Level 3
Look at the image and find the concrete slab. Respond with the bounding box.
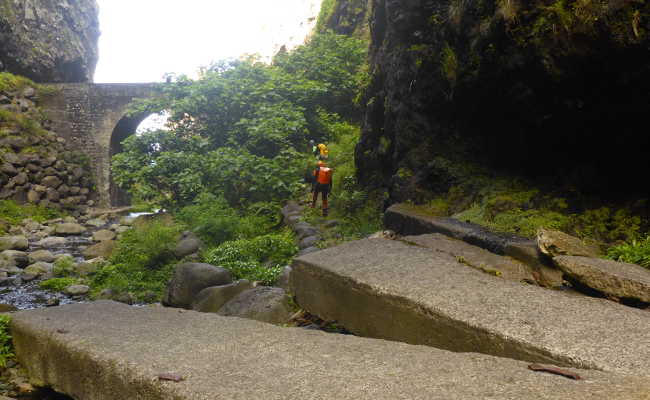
[10,301,650,400]
[291,238,650,375]
[403,233,537,283]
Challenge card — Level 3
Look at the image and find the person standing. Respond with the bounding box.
[311,160,333,217]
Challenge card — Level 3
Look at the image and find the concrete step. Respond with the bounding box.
[290,238,650,375]
[10,301,650,399]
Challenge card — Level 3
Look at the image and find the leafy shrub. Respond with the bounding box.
[204,231,297,285]
[176,193,241,246]
[90,219,183,301]
[39,277,80,292]
[0,315,13,368]
[53,256,76,277]
[571,207,641,244]
[607,236,650,268]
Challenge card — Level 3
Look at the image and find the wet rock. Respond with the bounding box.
[83,240,115,259]
[75,257,104,276]
[28,250,55,264]
[21,273,37,282]
[54,223,86,235]
[1,162,17,175]
[537,229,601,258]
[22,219,42,231]
[299,235,320,249]
[46,298,60,307]
[36,236,67,247]
[92,229,116,242]
[114,292,136,305]
[24,262,53,277]
[295,224,319,240]
[46,188,60,202]
[162,263,233,309]
[554,256,650,303]
[174,231,203,258]
[192,280,254,313]
[65,285,90,296]
[0,236,29,251]
[1,266,22,275]
[8,172,28,187]
[218,287,293,325]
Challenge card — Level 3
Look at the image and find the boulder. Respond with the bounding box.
[217,287,293,325]
[54,223,86,235]
[162,263,233,309]
[0,236,29,251]
[36,237,67,247]
[82,240,115,259]
[299,235,320,249]
[191,280,254,313]
[85,218,106,228]
[0,250,29,268]
[65,285,90,296]
[27,250,55,264]
[537,229,600,258]
[92,229,116,242]
[119,217,135,226]
[554,256,650,303]
[24,262,53,277]
[173,231,203,258]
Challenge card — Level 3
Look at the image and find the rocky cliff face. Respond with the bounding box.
[0,0,99,83]
[356,0,650,204]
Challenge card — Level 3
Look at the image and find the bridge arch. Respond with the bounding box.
[39,83,160,207]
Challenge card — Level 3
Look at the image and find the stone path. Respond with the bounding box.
[10,301,650,400]
[291,238,650,375]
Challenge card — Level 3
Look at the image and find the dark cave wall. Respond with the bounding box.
[356,0,650,204]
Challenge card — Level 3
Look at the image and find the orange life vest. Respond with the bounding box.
[315,167,332,184]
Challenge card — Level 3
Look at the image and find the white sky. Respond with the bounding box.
[94,0,322,83]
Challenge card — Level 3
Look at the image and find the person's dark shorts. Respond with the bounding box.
[314,183,330,194]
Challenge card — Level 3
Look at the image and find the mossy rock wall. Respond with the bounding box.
[0,78,96,210]
[0,0,99,83]
[356,0,650,204]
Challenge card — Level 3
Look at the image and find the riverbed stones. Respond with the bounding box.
[36,237,67,247]
[217,287,293,325]
[10,301,650,400]
[41,176,62,189]
[0,250,28,268]
[554,256,650,303]
[299,235,320,249]
[0,236,28,251]
[64,285,90,296]
[85,218,106,228]
[162,263,233,309]
[92,229,116,242]
[291,237,650,374]
[24,262,53,277]
[82,240,115,259]
[191,280,254,313]
[54,223,86,235]
[27,250,55,264]
[537,228,601,258]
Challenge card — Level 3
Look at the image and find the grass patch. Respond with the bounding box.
[0,72,36,93]
[90,219,183,302]
[0,315,13,368]
[0,200,65,234]
[607,236,650,268]
[203,230,297,285]
[39,277,81,292]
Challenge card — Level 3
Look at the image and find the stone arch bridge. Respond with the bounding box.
[39,83,161,208]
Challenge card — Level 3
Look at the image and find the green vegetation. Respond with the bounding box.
[39,277,80,292]
[90,219,182,300]
[204,231,297,285]
[101,29,375,301]
[0,315,13,368]
[608,236,650,269]
[0,200,65,234]
[0,72,35,93]
[52,256,76,277]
